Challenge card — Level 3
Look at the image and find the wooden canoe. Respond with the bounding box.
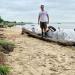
[21,27,75,46]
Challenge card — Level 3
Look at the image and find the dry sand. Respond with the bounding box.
[3,27,75,75]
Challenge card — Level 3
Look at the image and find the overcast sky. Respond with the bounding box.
[0,0,75,22]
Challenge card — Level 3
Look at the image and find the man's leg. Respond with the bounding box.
[44,22,47,37]
[41,28,43,37]
[40,22,44,37]
[45,29,47,37]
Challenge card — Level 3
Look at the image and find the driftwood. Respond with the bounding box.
[22,27,75,46]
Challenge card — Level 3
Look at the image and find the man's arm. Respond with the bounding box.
[47,14,49,24]
[38,14,40,25]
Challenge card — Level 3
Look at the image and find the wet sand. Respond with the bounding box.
[4,27,75,75]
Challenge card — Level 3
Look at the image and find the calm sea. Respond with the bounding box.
[50,23,75,29]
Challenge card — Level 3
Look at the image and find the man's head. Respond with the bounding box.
[40,5,44,11]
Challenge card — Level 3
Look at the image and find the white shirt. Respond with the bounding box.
[39,11,48,22]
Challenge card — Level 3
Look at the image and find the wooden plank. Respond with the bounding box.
[21,27,75,46]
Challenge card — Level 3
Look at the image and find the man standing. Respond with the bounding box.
[38,5,49,37]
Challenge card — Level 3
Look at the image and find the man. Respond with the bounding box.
[38,5,49,37]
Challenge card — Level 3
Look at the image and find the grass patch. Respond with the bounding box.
[0,40,15,52]
[0,65,11,75]
[0,40,15,46]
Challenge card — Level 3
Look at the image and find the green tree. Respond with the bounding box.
[0,16,4,23]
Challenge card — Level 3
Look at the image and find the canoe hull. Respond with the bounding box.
[22,27,75,46]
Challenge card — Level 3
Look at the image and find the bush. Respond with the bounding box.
[7,24,15,28]
[0,65,10,75]
[0,24,15,28]
[0,25,4,28]
[0,17,4,23]
[0,40,15,52]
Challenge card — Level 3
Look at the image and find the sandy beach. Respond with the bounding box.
[3,27,75,75]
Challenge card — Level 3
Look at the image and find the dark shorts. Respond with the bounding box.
[40,22,47,29]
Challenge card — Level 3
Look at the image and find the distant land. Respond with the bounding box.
[0,16,75,25]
